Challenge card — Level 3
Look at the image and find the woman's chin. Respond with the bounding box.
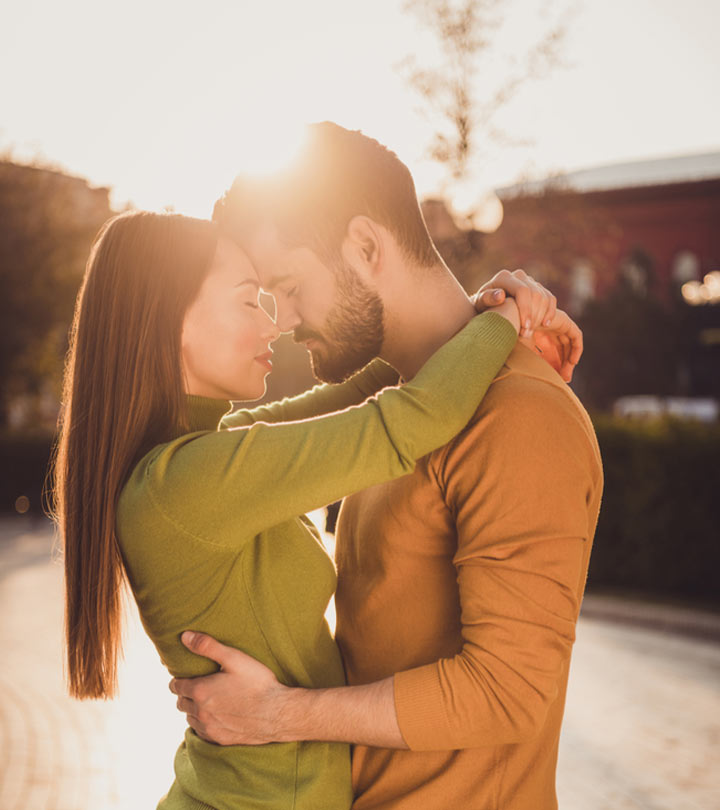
[234,380,269,403]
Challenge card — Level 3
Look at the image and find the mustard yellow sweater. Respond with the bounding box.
[337,343,604,810]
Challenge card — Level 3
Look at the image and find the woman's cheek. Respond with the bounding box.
[232,318,263,359]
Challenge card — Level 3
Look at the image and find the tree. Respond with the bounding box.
[0,160,112,430]
[400,0,572,219]
[574,273,683,411]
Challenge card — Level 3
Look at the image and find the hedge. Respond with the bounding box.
[0,432,54,516]
[1,419,718,603]
[587,417,720,604]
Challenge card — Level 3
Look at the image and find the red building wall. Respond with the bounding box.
[488,178,720,306]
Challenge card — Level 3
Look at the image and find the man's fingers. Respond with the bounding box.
[169,677,194,697]
[176,695,196,715]
[186,713,215,743]
[181,631,235,669]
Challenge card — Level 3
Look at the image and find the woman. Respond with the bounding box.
[54,210,566,809]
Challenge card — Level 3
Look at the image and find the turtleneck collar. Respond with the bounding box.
[184,395,233,435]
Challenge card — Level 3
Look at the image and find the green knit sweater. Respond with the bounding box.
[116,312,516,810]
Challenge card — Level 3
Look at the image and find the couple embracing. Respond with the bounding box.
[54,122,602,810]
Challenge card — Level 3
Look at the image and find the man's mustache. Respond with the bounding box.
[292,326,324,344]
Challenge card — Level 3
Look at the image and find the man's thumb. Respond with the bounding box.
[181,631,228,667]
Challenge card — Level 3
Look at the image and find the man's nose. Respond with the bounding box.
[274,300,302,334]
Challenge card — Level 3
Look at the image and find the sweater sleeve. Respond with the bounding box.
[143,312,516,544]
[393,376,603,749]
[221,359,399,428]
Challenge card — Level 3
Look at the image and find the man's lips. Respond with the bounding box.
[295,334,324,352]
[255,351,273,371]
[293,329,323,347]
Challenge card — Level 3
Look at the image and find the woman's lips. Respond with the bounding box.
[255,351,273,371]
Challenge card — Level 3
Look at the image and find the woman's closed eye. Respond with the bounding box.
[234,288,261,309]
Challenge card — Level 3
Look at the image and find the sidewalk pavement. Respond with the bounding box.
[2,516,719,810]
[580,592,720,642]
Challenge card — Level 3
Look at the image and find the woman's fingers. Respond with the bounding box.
[549,311,583,378]
[514,271,556,334]
[474,269,558,338]
[472,288,506,311]
[543,289,558,327]
[567,322,584,366]
[525,309,583,382]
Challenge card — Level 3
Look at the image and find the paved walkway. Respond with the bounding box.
[2,517,719,809]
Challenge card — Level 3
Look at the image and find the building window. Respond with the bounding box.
[672,250,701,285]
[568,259,595,315]
[620,249,654,296]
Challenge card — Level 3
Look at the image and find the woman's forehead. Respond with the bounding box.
[212,236,260,283]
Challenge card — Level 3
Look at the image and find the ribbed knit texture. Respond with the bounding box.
[116,312,517,810]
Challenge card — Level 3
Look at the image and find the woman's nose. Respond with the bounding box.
[260,308,281,341]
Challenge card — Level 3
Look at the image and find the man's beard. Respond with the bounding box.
[294,260,385,383]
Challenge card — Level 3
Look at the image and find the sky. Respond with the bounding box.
[1,0,718,226]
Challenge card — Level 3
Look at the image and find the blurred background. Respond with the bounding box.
[1,1,718,808]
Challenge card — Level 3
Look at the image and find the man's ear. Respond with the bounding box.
[342,216,383,277]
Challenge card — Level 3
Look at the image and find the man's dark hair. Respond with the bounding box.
[212,121,440,267]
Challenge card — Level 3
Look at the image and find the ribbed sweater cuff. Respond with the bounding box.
[394,663,450,751]
[474,310,520,351]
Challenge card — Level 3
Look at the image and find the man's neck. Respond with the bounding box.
[379,262,476,380]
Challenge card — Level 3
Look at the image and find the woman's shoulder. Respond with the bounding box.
[117,427,263,552]
[117,432,212,540]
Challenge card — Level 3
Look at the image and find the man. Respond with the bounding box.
[171,122,602,809]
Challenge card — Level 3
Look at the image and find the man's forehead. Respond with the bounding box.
[246,222,283,254]
[244,226,327,289]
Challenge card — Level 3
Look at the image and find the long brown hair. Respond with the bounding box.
[52,210,218,699]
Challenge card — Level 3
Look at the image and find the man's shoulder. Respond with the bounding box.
[431,343,600,472]
[476,343,592,423]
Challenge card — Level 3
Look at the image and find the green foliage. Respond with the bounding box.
[575,282,682,410]
[589,416,720,603]
[400,0,570,199]
[574,275,720,410]
[0,432,54,515]
[2,417,717,606]
[0,161,112,428]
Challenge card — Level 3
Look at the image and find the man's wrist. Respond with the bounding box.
[267,677,407,748]
[273,684,316,742]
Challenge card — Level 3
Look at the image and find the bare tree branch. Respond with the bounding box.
[400,0,574,196]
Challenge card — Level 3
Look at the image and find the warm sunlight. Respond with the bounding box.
[2,1,719,807]
[233,121,307,178]
[3,0,718,219]
[172,114,308,217]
